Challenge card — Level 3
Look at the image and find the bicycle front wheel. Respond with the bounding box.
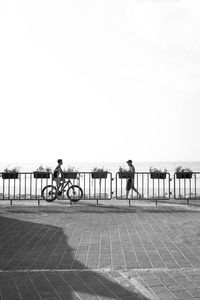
[67,185,83,202]
[42,185,57,202]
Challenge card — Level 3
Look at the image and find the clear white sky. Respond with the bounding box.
[0,0,200,165]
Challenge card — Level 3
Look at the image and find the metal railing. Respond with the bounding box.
[75,172,113,204]
[1,171,200,206]
[0,172,113,205]
[115,172,171,205]
[0,172,53,205]
[174,172,200,203]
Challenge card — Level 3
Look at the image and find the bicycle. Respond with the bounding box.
[41,179,83,202]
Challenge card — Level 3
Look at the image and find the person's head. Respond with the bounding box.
[126,159,132,166]
[57,159,63,165]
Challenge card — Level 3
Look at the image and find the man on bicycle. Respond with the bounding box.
[53,159,64,187]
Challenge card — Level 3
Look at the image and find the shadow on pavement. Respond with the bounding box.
[0,215,146,300]
[4,203,200,215]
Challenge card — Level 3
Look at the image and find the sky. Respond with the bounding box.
[0,0,200,166]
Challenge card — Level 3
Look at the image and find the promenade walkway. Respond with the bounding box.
[1,200,200,299]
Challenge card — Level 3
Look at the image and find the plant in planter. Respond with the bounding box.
[62,167,78,179]
[33,165,52,179]
[175,166,193,179]
[2,167,20,179]
[118,166,133,179]
[91,167,108,179]
[150,167,168,179]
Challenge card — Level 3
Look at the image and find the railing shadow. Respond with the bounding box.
[4,202,200,215]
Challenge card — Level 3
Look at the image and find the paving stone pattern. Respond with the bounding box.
[1,202,200,299]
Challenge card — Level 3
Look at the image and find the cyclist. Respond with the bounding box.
[53,159,64,187]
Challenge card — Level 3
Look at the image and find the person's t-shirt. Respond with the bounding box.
[128,165,135,179]
[53,165,62,178]
[129,165,135,173]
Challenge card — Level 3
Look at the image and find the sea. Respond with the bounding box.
[1,161,200,175]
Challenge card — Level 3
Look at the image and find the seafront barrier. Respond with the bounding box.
[0,171,200,205]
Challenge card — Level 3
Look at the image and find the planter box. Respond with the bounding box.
[33,172,50,179]
[2,172,19,179]
[118,172,133,179]
[176,172,193,179]
[150,172,167,179]
[91,172,108,179]
[62,172,77,179]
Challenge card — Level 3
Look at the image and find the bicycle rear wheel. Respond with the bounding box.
[67,185,83,202]
[42,185,57,202]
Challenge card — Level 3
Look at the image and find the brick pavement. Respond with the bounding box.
[1,200,200,299]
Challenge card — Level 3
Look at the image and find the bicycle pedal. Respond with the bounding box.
[58,191,62,196]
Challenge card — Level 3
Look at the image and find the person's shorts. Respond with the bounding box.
[126,178,135,191]
[53,177,62,186]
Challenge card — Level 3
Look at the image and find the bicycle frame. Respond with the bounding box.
[57,179,72,193]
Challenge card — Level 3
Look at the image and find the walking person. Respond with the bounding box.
[126,159,141,198]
